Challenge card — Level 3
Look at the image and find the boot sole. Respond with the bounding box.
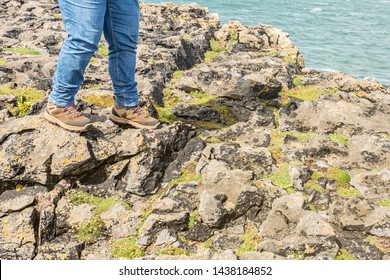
[109,114,159,130]
[44,112,92,132]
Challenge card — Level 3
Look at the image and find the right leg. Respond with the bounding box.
[49,0,107,106]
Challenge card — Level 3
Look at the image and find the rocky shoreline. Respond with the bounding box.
[0,0,389,260]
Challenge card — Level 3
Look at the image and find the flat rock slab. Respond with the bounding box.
[0,186,47,213]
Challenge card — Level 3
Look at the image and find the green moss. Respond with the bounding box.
[304,179,326,193]
[227,31,238,44]
[378,200,390,207]
[188,120,225,129]
[210,39,227,52]
[327,167,350,187]
[308,203,317,212]
[279,85,324,105]
[1,47,40,55]
[188,90,218,105]
[327,167,359,197]
[53,13,62,20]
[188,207,199,229]
[159,247,191,256]
[172,70,184,81]
[89,57,98,64]
[236,230,262,257]
[83,94,114,107]
[268,129,317,162]
[169,167,202,186]
[0,83,45,116]
[182,34,193,40]
[111,236,145,259]
[329,133,350,145]
[283,56,295,64]
[77,216,105,244]
[69,191,130,215]
[206,137,222,144]
[287,251,305,260]
[98,44,108,56]
[154,104,177,123]
[334,248,356,260]
[258,49,280,57]
[162,88,182,108]
[204,51,220,64]
[0,58,6,66]
[203,238,212,248]
[293,75,303,87]
[274,109,280,127]
[83,83,101,89]
[263,163,294,193]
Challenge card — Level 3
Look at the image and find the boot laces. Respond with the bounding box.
[64,106,82,118]
[133,106,148,118]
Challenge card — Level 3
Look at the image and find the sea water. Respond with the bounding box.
[146,0,390,86]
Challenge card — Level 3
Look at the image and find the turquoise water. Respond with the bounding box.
[146,0,390,86]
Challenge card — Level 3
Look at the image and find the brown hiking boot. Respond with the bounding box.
[110,104,160,130]
[44,102,92,132]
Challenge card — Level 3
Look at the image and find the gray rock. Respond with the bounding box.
[350,169,390,202]
[259,210,289,239]
[0,207,36,260]
[365,208,390,237]
[295,212,335,237]
[211,249,237,260]
[240,251,286,260]
[288,164,311,191]
[0,186,46,213]
[35,235,85,260]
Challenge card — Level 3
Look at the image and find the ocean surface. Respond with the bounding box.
[146,0,390,86]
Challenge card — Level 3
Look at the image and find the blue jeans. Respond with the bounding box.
[49,0,139,107]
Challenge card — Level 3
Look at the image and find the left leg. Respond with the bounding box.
[103,0,140,107]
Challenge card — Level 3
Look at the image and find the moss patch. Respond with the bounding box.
[188,90,218,105]
[204,51,220,64]
[70,190,130,245]
[293,75,303,87]
[263,163,294,193]
[172,70,184,81]
[0,83,45,116]
[334,248,356,260]
[210,39,227,52]
[169,164,202,186]
[98,44,108,57]
[182,34,193,40]
[188,207,199,229]
[1,47,40,55]
[0,58,6,66]
[83,94,114,107]
[110,236,145,259]
[154,104,177,123]
[329,133,350,145]
[378,200,390,207]
[236,230,262,257]
[159,247,191,256]
[69,191,130,215]
[77,216,105,245]
[268,129,317,162]
[279,85,324,105]
[189,120,225,129]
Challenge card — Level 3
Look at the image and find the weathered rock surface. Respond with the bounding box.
[1,1,389,260]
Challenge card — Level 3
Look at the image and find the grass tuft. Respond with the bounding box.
[1,47,40,55]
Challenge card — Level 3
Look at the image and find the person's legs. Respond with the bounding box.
[49,0,107,106]
[103,0,139,107]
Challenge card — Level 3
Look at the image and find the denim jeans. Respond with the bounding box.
[49,0,139,107]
